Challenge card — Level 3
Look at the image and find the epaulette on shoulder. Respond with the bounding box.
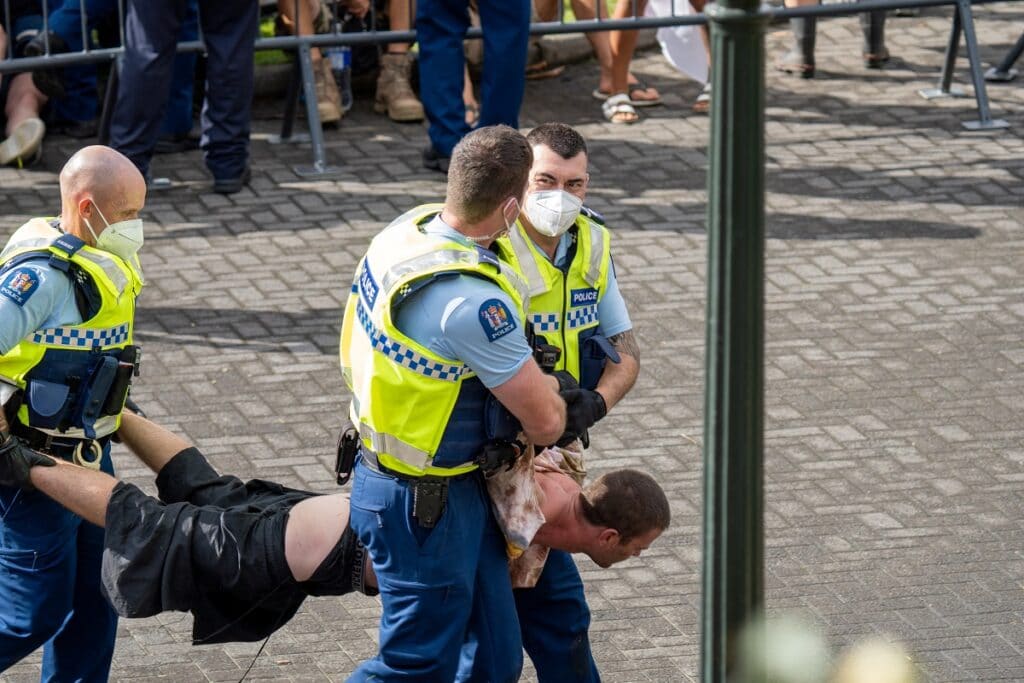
[580,205,605,226]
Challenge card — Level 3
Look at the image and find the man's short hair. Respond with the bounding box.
[526,122,588,160]
[580,469,670,543]
[446,125,533,224]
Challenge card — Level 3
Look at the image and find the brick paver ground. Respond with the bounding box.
[1,5,1022,681]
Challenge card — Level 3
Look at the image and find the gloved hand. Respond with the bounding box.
[0,434,56,491]
[557,388,607,447]
[552,370,579,393]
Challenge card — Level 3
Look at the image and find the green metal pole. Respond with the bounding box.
[700,0,767,679]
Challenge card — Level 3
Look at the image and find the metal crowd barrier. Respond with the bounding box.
[0,0,1013,176]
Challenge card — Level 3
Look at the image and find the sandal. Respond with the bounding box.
[692,83,711,114]
[592,73,663,107]
[526,59,565,80]
[602,93,639,125]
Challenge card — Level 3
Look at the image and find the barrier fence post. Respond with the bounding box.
[917,0,1009,129]
[700,0,767,678]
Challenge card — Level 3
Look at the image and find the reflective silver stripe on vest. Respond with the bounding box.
[0,238,52,261]
[31,323,130,348]
[381,246,529,310]
[584,222,604,287]
[508,227,548,297]
[382,249,480,297]
[75,250,129,295]
[358,421,433,471]
[358,301,467,382]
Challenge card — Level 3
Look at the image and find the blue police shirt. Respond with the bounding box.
[0,261,81,356]
[393,218,532,388]
[551,230,632,338]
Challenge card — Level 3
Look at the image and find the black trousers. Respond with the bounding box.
[109,0,257,180]
[102,447,358,643]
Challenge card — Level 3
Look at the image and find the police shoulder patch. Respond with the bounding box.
[0,268,41,307]
[478,298,517,342]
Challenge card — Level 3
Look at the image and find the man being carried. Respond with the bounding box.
[0,411,670,647]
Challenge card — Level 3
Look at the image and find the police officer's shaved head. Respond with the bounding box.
[446,125,532,224]
[59,146,146,243]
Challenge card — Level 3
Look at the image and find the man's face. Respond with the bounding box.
[527,144,589,204]
[588,526,663,569]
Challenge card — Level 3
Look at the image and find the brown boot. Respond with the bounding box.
[314,58,342,124]
[375,53,425,122]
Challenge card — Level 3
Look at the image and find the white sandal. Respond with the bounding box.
[602,93,639,125]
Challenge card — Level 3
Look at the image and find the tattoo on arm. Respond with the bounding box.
[609,330,640,361]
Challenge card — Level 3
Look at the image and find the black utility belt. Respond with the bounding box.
[358,448,477,483]
[11,423,107,468]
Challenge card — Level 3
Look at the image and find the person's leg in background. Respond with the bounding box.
[277,0,342,124]
[604,0,648,123]
[39,0,119,138]
[156,0,199,152]
[416,0,470,169]
[109,0,184,181]
[860,8,889,68]
[513,550,599,683]
[474,0,530,129]
[375,0,425,122]
[38,449,118,683]
[197,0,258,191]
[776,0,818,78]
[1,15,48,166]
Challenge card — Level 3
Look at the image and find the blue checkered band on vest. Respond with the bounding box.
[530,313,560,333]
[567,304,598,329]
[357,301,466,382]
[32,323,130,348]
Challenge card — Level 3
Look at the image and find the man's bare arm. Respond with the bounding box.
[595,329,640,412]
[29,461,117,528]
[118,412,193,475]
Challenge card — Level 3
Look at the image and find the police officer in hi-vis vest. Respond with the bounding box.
[0,145,145,681]
[339,126,568,682]
[496,123,641,682]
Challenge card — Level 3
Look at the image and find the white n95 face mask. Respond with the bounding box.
[83,203,145,263]
[524,190,583,237]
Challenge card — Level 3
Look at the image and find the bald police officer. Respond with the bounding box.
[0,145,145,680]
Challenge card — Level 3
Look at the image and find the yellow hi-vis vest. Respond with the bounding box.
[496,213,611,383]
[0,218,143,438]
[339,204,530,478]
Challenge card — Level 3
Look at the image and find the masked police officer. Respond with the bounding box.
[496,122,641,682]
[0,145,145,680]
[339,125,567,682]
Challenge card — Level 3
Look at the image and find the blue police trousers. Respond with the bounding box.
[416,0,531,156]
[514,549,601,682]
[347,459,523,682]
[0,448,117,682]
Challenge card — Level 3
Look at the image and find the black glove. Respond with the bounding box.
[0,435,56,491]
[552,370,579,393]
[558,388,607,447]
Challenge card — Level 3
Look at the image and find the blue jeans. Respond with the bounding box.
[514,549,601,682]
[0,447,117,681]
[347,458,523,682]
[416,0,530,156]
